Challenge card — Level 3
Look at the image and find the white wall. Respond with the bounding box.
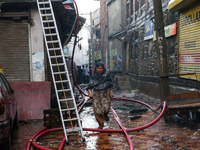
[30,8,45,81]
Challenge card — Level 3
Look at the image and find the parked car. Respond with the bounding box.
[0,73,18,150]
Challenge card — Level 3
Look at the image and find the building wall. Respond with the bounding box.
[92,9,100,27]
[99,0,179,77]
[128,0,179,76]
[108,0,122,36]
[100,0,109,68]
[30,8,45,81]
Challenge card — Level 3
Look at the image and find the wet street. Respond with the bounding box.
[11,90,200,150]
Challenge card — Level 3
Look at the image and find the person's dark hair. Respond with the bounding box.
[96,62,104,68]
[95,62,106,74]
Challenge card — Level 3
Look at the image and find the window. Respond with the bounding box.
[135,10,139,20]
[127,0,130,25]
[127,18,130,25]
[141,4,146,16]
[141,0,145,6]
[135,0,139,12]
[148,0,153,11]
[131,0,133,16]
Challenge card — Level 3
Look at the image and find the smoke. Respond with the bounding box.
[66,25,90,66]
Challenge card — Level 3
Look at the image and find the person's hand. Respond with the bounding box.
[110,92,115,97]
[88,92,93,98]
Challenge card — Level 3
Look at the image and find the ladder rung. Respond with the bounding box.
[66,127,80,132]
[41,14,52,17]
[59,98,73,102]
[53,71,67,74]
[43,20,54,23]
[44,26,56,29]
[47,40,59,43]
[40,7,51,10]
[46,33,58,36]
[57,89,71,92]
[64,118,78,122]
[62,108,76,111]
[38,1,49,4]
[50,55,63,58]
[52,63,65,66]
[55,80,69,83]
[48,47,61,51]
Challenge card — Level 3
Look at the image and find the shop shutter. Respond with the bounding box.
[0,20,30,81]
[178,4,200,80]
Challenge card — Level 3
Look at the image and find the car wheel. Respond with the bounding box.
[2,132,11,150]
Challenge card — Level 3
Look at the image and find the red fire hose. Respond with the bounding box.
[111,107,134,150]
[26,127,47,150]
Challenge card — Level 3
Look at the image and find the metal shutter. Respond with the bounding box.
[0,20,30,81]
[178,4,200,80]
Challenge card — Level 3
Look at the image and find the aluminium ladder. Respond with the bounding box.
[36,0,84,144]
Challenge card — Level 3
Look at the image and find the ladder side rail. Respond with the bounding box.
[36,0,68,141]
[47,0,84,135]
[37,0,84,141]
[47,0,74,97]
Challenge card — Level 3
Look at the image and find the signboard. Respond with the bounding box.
[63,47,69,57]
[144,19,154,40]
[153,23,177,41]
[94,50,101,60]
[109,49,122,70]
[110,49,117,70]
[178,4,200,80]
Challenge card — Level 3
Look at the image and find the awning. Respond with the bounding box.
[168,0,198,12]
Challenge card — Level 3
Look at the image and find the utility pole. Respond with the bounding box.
[153,0,170,101]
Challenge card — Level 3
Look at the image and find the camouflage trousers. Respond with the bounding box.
[92,88,112,128]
